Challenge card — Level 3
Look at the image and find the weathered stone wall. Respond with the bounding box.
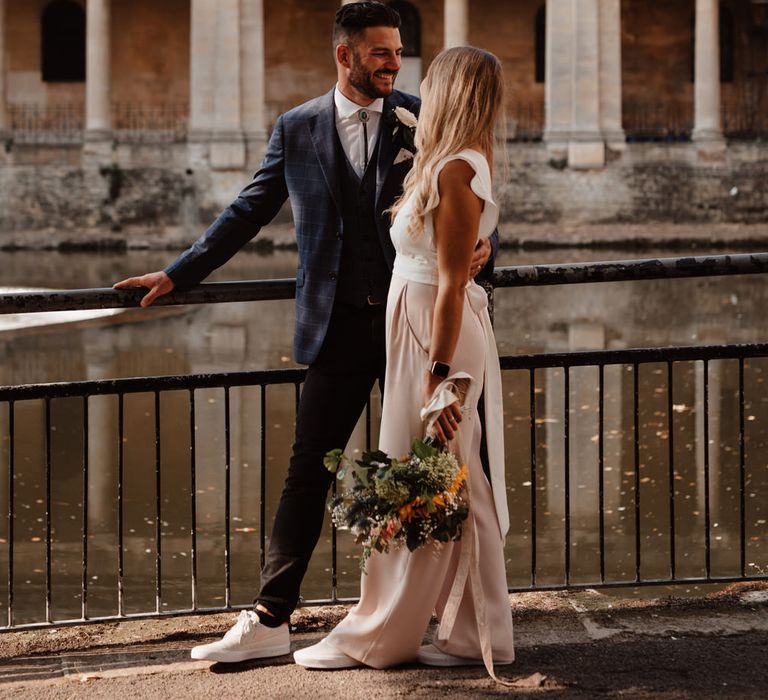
[1,142,766,249]
[497,143,768,228]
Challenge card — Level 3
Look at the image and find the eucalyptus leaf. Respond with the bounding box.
[323,448,344,473]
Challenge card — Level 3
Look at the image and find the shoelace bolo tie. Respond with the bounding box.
[358,109,369,172]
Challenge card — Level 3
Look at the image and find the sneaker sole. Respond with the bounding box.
[191,642,291,662]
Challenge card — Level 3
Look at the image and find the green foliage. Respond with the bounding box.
[324,440,469,572]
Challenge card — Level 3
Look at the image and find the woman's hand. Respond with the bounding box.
[424,371,463,444]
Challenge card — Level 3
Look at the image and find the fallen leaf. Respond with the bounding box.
[511,672,547,688]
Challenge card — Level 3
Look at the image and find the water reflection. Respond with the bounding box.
[0,246,766,624]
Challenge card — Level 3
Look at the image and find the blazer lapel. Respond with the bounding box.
[309,88,343,211]
[375,93,403,207]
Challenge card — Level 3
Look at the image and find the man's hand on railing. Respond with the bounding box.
[113,271,175,308]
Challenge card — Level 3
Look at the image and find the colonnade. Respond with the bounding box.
[0,0,728,167]
[545,0,724,167]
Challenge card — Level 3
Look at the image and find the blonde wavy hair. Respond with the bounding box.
[390,46,505,239]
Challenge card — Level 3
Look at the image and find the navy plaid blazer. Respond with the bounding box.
[166,87,495,365]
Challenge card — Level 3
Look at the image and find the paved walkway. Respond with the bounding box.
[1,583,767,699]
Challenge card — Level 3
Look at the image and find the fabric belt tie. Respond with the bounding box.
[419,325,513,686]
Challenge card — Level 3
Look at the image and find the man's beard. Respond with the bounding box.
[349,49,397,99]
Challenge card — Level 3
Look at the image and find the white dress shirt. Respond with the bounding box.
[334,86,383,178]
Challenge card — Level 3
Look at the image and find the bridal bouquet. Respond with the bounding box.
[324,438,469,572]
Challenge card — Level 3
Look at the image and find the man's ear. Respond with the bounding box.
[336,43,351,68]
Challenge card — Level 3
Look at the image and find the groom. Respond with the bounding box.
[115,1,493,663]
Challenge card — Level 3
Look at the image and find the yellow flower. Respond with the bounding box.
[432,494,446,508]
[448,464,468,494]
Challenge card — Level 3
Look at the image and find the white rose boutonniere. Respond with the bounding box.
[394,106,418,128]
[392,106,417,152]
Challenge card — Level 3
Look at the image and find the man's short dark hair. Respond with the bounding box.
[333,2,401,47]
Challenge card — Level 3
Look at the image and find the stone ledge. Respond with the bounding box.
[3,223,768,254]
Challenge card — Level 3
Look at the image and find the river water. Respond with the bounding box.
[0,243,766,624]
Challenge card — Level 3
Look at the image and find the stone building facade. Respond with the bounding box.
[0,0,766,245]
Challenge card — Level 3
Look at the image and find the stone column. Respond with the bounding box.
[444,0,468,48]
[85,0,112,141]
[0,0,7,135]
[189,0,215,140]
[569,0,604,169]
[241,0,266,163]
[692,0,724,146]
[210,0,245,169]
[543,0,574,159]
[598,0,625,151]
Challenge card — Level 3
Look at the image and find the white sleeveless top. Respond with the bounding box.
[390,148,498,286]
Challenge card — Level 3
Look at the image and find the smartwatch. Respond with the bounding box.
[429,360,451,379]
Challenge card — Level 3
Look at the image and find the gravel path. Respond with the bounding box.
[1,584,767,699]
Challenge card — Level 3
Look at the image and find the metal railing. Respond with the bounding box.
[6,102,189,145]
[1,252,767,630]
[623,92,768,142]
[8,103,85,145]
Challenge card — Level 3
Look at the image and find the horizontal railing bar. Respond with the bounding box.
[500,343,768,370]
[0,368,307,401]
[3,343,767,400]
[2,575,766,633]
[0,279,297,314]
[3,342,766,402]
[494,251,768,288]
[2,252,768,314]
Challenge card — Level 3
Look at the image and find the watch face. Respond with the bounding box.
[432,361,450,378]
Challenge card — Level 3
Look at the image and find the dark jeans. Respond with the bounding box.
[256,302,386,622]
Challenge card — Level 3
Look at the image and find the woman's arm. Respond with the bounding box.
[426,158,483,443]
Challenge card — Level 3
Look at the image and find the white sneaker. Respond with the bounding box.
[191,610,290,662]
[417,643,513,667]
[293,637,363,669]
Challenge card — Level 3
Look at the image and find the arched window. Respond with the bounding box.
[388,0,420,57]
[535,5,546,84]
[41,0,86,82]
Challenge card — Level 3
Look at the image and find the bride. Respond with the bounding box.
[295,46,514,674]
